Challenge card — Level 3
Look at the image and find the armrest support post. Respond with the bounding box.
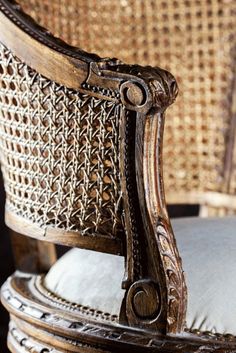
[0,0,187,334]
[118,66,187,334]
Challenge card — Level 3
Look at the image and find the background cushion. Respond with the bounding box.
[174,216,236,335]
[45,216,236,334]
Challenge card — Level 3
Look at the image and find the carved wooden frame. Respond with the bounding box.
[2,274,236,353]
[0,0,186,338]
[0,1,234,352]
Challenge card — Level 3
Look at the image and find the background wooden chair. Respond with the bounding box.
[0,0,236,352]
[18,0,236,217]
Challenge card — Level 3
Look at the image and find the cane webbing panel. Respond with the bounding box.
[0,43,123,238]
[18,0,236,207]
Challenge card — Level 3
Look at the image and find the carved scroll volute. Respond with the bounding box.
[76,59,187,333]
[119,66,187,334]
[0,0,185,334]
[49,53,186,333]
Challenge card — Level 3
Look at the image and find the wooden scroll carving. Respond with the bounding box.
[2,273,236,352]
[113,65,187,334]
[82,59,188,333]
[0,0,187,335]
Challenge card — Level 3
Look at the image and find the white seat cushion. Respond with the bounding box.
[45,216,236,334]
[174,216,236,335]
[45,248,125,317]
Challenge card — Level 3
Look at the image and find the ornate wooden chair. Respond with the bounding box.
[0,0,236,352]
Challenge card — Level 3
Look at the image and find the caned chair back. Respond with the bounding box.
[0,41,124,253]
[18,0,236,215]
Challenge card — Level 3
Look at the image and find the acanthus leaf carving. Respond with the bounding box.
[156,220,187,332]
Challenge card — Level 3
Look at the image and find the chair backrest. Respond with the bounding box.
[18,0,236,215]
[0,41,124,253]
[0,0,187,334]
[0,0,235,335]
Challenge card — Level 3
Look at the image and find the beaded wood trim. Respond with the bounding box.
[185,328,236,343]
[35,275,118,323]
[36,274,236,342]
[3,274,236,353]
[8,324,58,353]
[0,42,123,238]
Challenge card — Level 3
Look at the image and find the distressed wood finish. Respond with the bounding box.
[0,1,234,353]
[10,231,57,273]
[0,2,186,333]
[0,0,187,337]
[2,274,236,353]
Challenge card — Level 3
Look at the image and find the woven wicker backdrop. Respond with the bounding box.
[0,2,235,352]
[17,0,236,215]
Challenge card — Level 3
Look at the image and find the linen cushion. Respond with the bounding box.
[45,216,236,334]
[45,247,125,317]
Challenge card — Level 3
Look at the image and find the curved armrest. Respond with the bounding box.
[119,69,187,334]
[0,0,187,334]
[0,0,175,114]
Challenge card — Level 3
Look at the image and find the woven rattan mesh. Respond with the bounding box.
[18,0,236,206]
[0,43,123,237]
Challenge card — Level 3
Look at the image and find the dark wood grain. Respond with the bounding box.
[2,274,236,353]
[0,0,235,352]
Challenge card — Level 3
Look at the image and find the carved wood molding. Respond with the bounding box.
[0,0,177,115]
[118,67,187,334]
[142,111,187,333]
[1,0,185,336]
[8,321,62,353]
[2,273,236,353]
